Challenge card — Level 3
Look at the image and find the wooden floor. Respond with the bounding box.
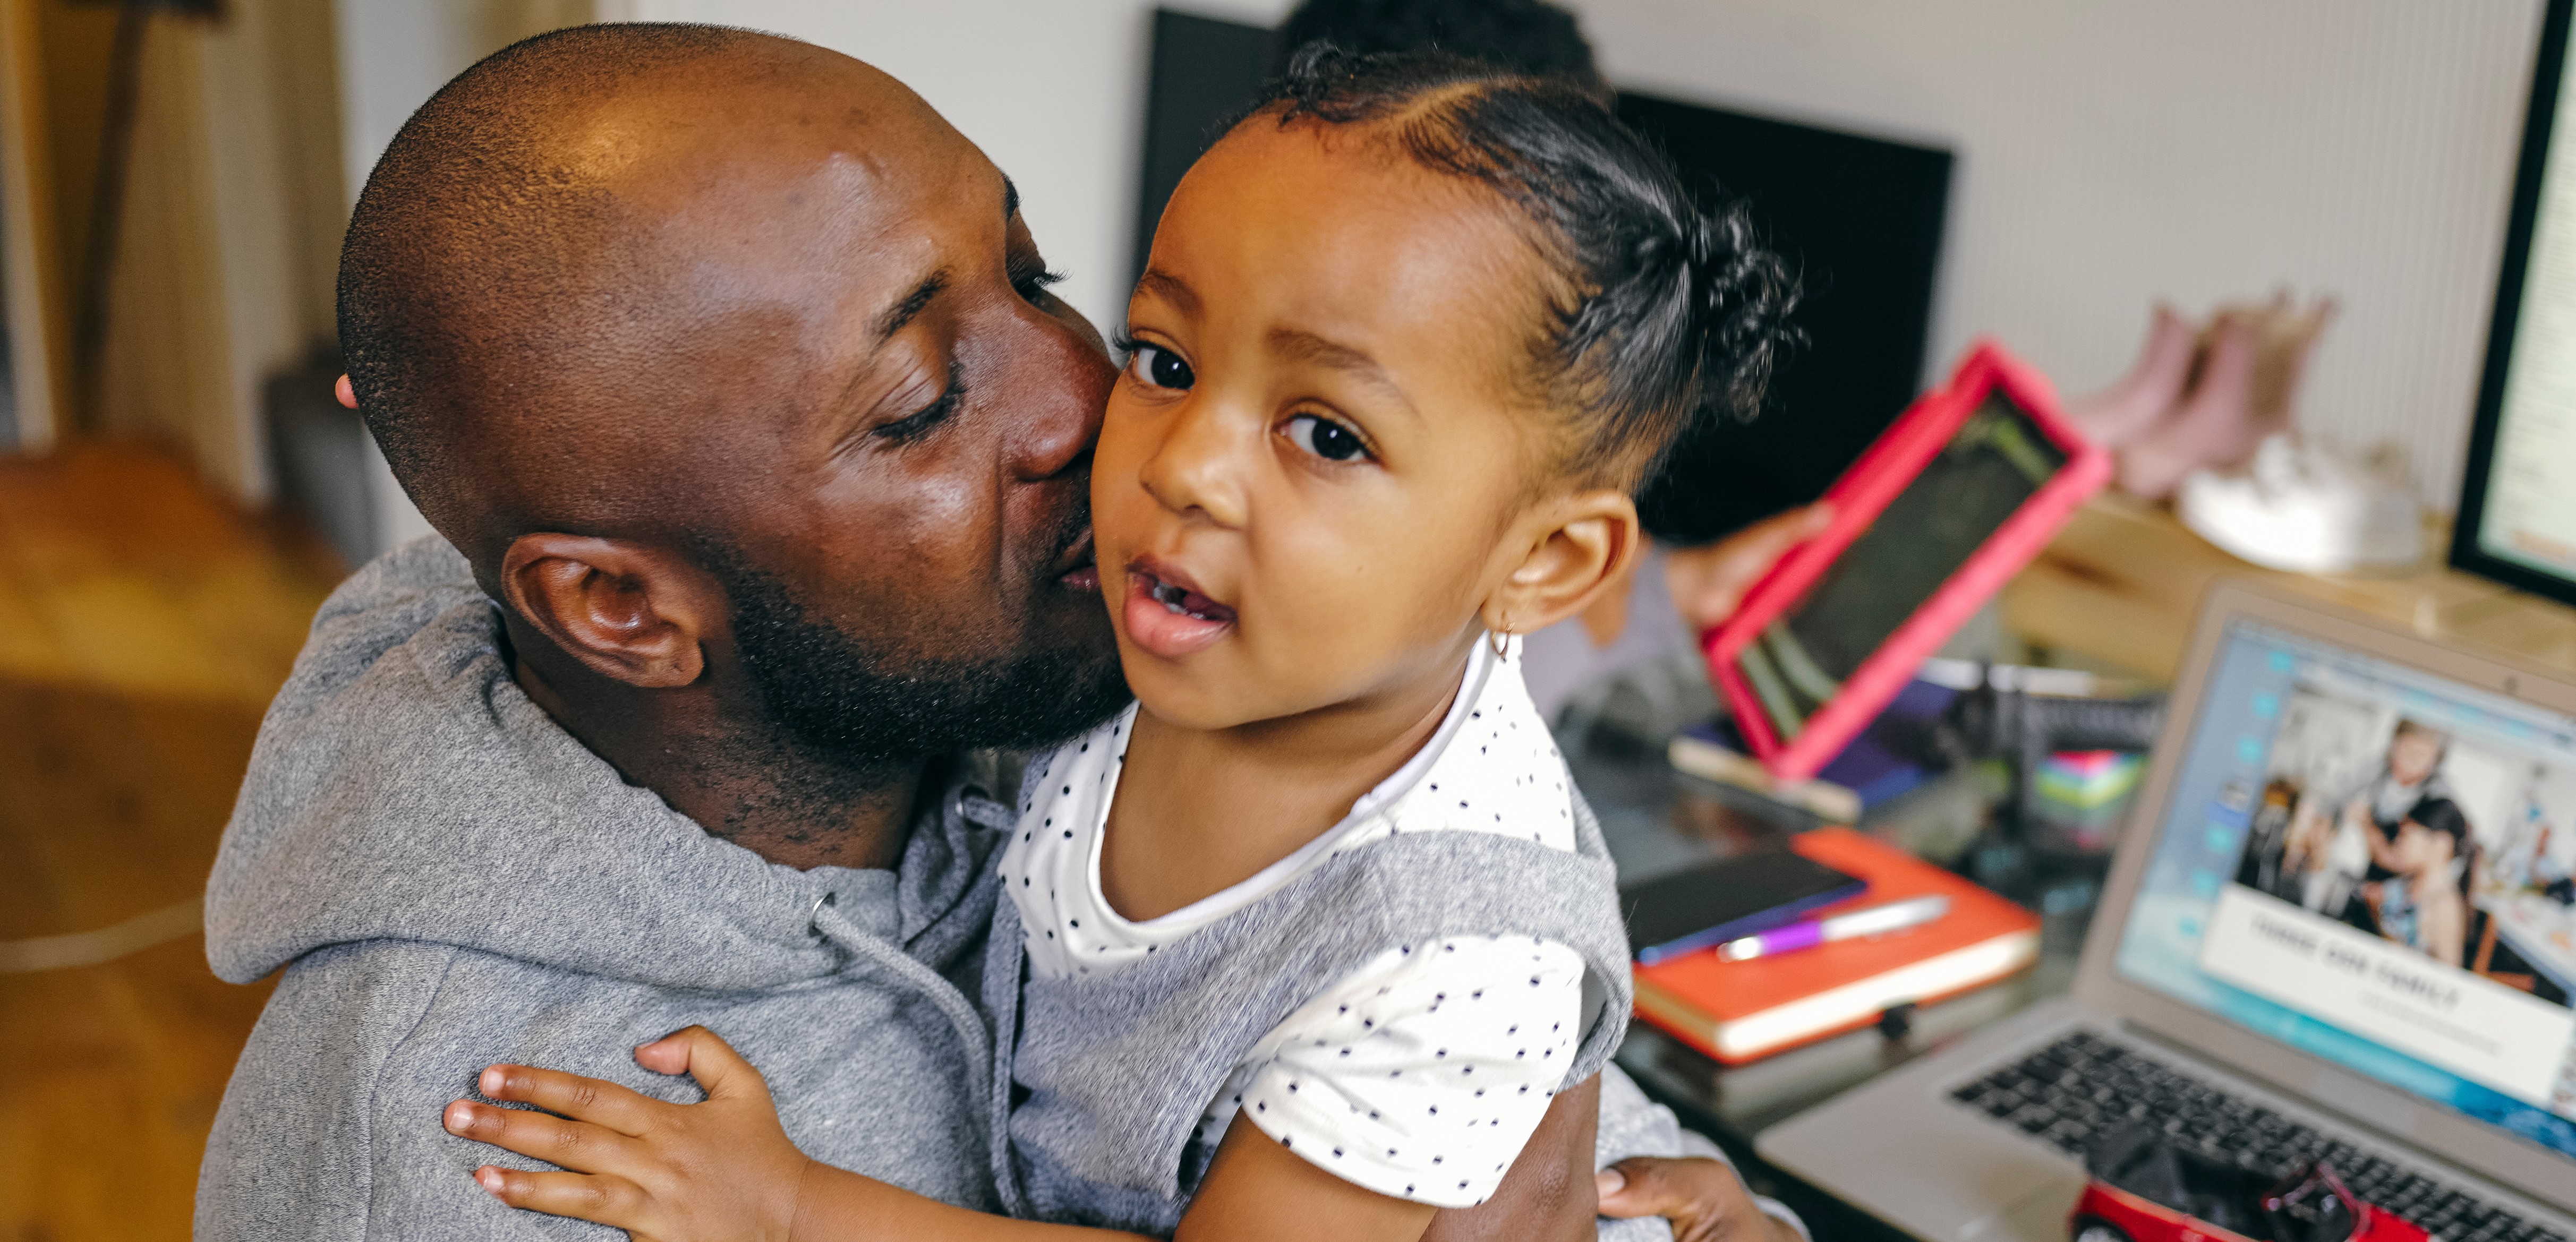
[0,444,344,1241]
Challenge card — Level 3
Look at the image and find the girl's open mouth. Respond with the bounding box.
[1122,561,1236,658]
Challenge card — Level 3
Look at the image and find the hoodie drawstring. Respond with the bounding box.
[810,901,992,1093]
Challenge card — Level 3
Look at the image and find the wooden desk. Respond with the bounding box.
[2000,494,2576,682]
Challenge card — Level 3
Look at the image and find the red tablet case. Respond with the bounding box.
[1706,340,2109,781]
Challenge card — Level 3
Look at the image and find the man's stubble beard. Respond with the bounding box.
[694,538,1130,837]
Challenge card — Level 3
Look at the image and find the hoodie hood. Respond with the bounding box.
[207,536,999,989]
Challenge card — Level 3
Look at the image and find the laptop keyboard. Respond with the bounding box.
[1948,1032,2569,1242]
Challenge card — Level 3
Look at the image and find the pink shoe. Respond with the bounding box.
[2246,294,2336,430]
[2117,313,2259,500]
[2117,294,2335,500]
[2065,304,2194,450]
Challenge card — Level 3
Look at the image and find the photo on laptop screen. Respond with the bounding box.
[2117,621,2576,1160]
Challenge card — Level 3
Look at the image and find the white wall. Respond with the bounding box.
[1583,0,2542,509]
[621,0,2539,511]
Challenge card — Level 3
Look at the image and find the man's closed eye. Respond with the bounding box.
[876,358,967,442]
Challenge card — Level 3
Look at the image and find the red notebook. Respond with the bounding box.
[1632,828,2041,1065]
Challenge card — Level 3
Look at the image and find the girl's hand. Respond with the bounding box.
[443,1026,815,1242]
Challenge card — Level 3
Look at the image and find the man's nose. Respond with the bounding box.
[1136,393,1251,530]
[1004,311,1115,483]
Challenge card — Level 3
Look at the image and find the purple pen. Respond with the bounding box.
[1716,895,1950,962]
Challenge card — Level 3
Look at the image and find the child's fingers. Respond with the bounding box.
[477,1063,663,1135]
[643,1025,775,1106]
[634,1031,694,1076]
[473,1163,656,1230]
[445,1099,645,1175]
[1667,502,1834,630]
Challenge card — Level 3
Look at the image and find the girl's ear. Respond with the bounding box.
[1482,489,1643,639]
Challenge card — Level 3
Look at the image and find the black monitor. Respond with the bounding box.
[1129,9,1952,544]
[2453,0,2576,607]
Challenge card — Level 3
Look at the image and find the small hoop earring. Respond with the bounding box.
[1489,625,1514,659]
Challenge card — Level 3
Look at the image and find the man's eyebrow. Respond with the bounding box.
[1003,176,1020,222]
[1270,328,1417,415]
[1133,268,1200,318]
[874,269,949,343]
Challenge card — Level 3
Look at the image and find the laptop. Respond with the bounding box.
[1759,580,2576,1242]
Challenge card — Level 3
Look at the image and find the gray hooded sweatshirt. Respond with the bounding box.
[198,537,1779,1241]
[197,538,1014,1239]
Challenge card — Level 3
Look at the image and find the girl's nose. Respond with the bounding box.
[1136,399,1251,530]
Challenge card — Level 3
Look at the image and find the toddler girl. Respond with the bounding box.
[446,45,1794,1242]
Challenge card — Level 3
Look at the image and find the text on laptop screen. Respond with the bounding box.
[2116,621,2576,1160]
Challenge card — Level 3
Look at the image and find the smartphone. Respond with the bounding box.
[1621,850,1867,965]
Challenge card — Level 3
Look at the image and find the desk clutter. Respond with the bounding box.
[1635,658,2163,1076]
[1628,827,2041,1065]
[1669,658,2164,889]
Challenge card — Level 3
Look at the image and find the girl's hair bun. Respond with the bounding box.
[1679,202,1803,426]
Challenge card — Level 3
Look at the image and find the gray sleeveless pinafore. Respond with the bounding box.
[976,792,1634,1237]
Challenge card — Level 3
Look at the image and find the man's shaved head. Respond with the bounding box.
[342,24,929,554]
[336,23,1126,809]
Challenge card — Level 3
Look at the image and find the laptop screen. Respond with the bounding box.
[2114,620,2576,1160]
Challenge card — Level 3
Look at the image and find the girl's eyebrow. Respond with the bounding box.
[1135,268,1200,317]
[1269,327,1417,416]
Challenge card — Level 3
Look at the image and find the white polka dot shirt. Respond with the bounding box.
[997,641,1586,1207]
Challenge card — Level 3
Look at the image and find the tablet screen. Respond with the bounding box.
[1737,388,2066,740]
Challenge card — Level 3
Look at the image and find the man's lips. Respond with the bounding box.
[1054,529,1098,593]
[1121,557,1235,658]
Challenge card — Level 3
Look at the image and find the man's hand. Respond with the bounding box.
[1596,1155,1800,1242]
[1664,504,1834,632]
[442,1026,814,1242]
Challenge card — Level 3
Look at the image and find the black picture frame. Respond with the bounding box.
[2450,0,2576,607]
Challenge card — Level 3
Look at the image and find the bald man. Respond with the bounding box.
[198,24,1791,1242]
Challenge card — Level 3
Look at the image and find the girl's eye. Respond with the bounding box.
[1127,345,1195,391]
[1283,412,1369,462]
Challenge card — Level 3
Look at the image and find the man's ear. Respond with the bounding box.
[1482,490,1643,639]
[498,534,720,689]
